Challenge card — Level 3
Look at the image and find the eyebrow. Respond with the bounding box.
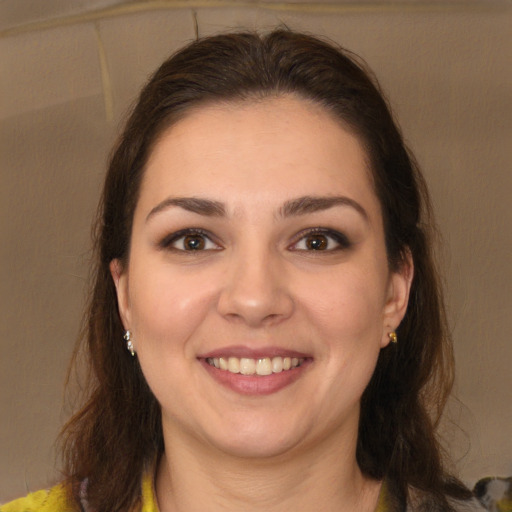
[280,195,369,221]
[146,195,368,222]
[146,197,226,221]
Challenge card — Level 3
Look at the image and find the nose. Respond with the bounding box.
[217,247,294,328]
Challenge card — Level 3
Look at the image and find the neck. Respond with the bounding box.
[155,426,381,512]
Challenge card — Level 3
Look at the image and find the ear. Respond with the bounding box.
[110,259,131,330]
[381,251,414,348]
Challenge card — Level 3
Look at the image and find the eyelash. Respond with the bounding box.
[289,228,351,252]
[158,227,351,253]
[158,228,221,252]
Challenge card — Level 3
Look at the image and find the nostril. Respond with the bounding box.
[217,287,294,327]
[216,255,295,326]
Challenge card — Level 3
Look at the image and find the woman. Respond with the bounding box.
[2,30,484,512]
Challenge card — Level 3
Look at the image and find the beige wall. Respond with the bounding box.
[1,0,510,502]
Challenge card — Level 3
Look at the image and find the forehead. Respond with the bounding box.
[139,95,379,218]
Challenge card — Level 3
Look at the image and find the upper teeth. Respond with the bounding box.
[206,356,304,376]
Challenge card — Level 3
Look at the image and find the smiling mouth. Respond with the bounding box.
[206,356,305,376]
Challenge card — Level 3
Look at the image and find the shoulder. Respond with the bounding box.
[0,484,76,512]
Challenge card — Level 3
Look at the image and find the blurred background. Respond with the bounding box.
[1,0,510,502]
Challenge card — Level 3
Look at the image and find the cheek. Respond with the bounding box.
[127,266,219,412]
[127,261,218,352]
[298,265,387,389]
[298,265,387,343]
[291,268,386,427]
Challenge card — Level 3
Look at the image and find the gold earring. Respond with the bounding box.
[388,331,398,344]
[124,330,135,356]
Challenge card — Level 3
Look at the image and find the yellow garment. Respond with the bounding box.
[0,484,74,512]
[1,473,388,511]
[496,499,512,512]
[375,481,391,512]
[140,471,159,512]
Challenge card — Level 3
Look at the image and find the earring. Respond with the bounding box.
[388,331,398,344]
[123,330,135,356]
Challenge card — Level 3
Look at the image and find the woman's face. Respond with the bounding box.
[112,96,412,459]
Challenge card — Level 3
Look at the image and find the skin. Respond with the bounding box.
[111,96,413,512]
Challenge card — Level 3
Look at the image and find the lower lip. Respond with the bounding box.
[200,359,311,396]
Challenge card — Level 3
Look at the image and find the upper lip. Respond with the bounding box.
[198,345,311,359]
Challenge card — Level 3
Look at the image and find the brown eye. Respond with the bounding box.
[183,235,206,250]
[305,234,328,250]
[160,229,221,252]
[290,229,351,252]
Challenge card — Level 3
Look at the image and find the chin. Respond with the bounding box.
[204,420,304,460]
[216,438,299,460]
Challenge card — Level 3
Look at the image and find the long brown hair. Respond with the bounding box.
[61,30,471,511]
